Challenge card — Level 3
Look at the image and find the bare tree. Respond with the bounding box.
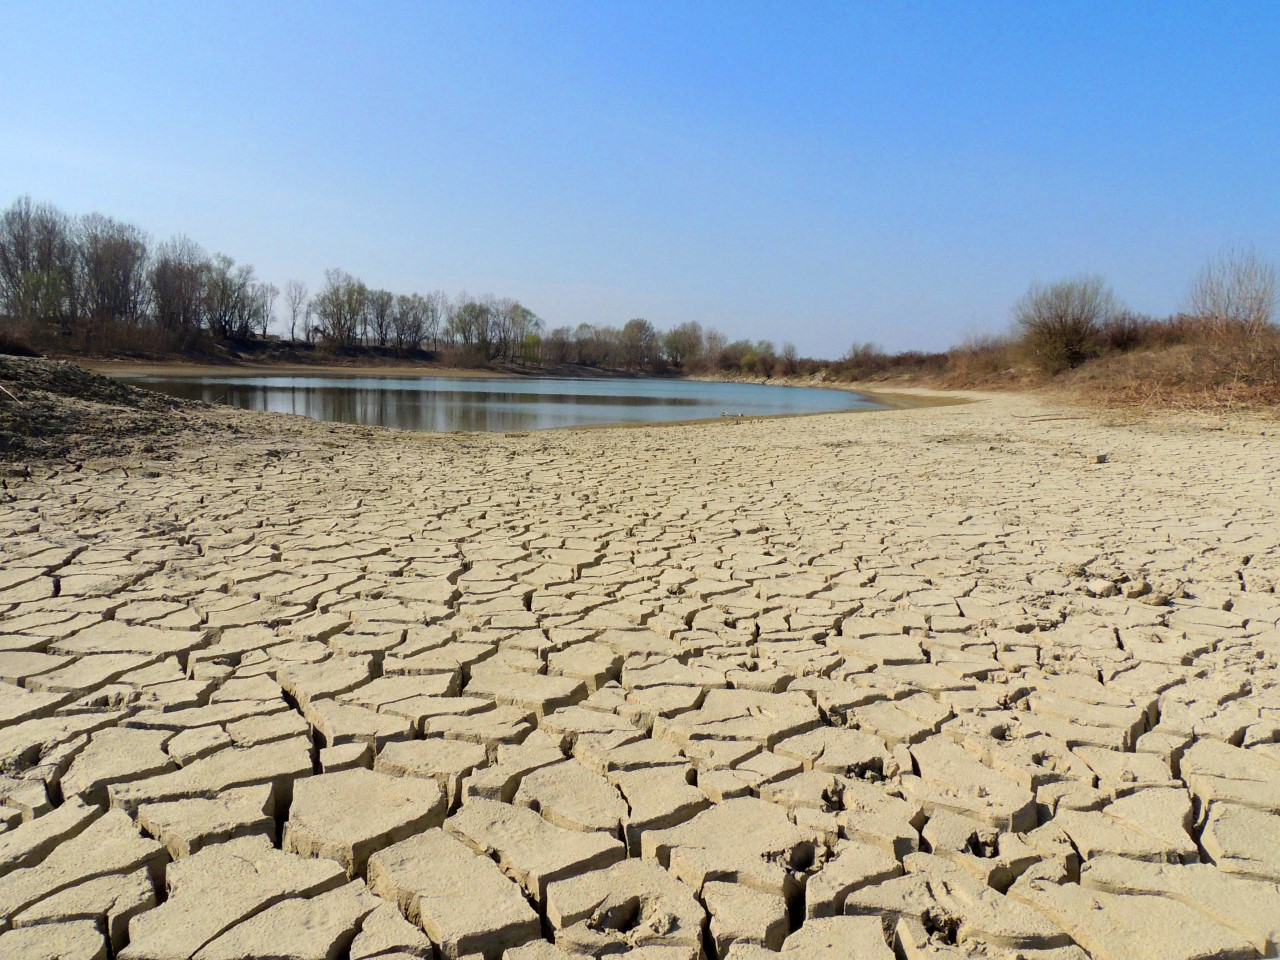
[77,212,149,328]
[573,323,596,365]
[751,340,777,377]
[284,280,309,343]
[542,326,574,363]
[312,268,367,348]
[621,317,660,370]
[447,294,501,360]
[703,328,728,371]
[491,298,540,361]
[203,254,257,339]
[254,282,279,337]
[392,293,425,354]
[423,291,446,350]
[0,196,79,334]
[368,289,395,348]
[1013,276,1118,373]
[1188,247,1278,336]
[780,341,798,375]
[150,236,208,344]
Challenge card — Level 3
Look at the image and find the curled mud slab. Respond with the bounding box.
[1,370,1279,959]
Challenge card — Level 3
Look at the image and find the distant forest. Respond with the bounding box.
[0,196,798,375]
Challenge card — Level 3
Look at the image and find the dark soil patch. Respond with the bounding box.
[0,356,205,461]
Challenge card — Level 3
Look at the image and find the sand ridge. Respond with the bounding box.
[1,391,1278,959]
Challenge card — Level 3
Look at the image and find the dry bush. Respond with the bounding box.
[9,315,203,359]
[944,333,1017,386]
[1188,247,1277,336]
[831,343,949,381]
[66,319,188,357]
[1014,276,1118,374]
[436,344,489,369]
[0,324,40,357]
[1064,324,1280,409]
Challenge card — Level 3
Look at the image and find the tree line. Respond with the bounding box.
[0,198,280,351]
[0,195,800,373]
[539,319,798,375]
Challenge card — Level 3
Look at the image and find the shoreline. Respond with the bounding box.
[82,357,982,432]
[85,356,974,403]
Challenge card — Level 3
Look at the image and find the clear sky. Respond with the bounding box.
[3,2,1278,356]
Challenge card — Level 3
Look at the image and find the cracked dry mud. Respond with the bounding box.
[1,389,1279,960]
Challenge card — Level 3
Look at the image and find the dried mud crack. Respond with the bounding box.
[1,360,1278,959]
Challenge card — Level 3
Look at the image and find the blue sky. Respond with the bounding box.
[2,2,1277,355]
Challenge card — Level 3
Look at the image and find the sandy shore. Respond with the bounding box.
[2,389,1279,959]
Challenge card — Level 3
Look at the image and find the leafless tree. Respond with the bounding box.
[392,293,426,353]
[0,196,79,333]
[5,193,830,374]
[150,236,208,344]
[77,212,149,328]
[423,291,446,349]
[312,268,367,348]
[1188,247,1277,336]
[284,280,309,343]
[368,289,395,348]
[254,282,279,337]
[572,323,596,365]
[203,255,258,339]
[541,326,574,363]
[446,294,498,359]
[621,317,660,370]
[703,328,728,370]
[491,298,540,361]
[780,341,798,375]
[1014,276,1118,373]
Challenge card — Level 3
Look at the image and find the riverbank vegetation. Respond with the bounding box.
[825,255,1279,408]
[1,195,1276,407]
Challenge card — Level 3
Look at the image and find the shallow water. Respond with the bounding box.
[125,374,883,432]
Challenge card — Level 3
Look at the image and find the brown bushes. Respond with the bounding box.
[805,306,1280,410]
[1012,277,1118,374]
[824,343,950,382]
[0,327,40,357]
[943,334,1016,386]
[1187,247,1277,336]
[1063,325,1280,409]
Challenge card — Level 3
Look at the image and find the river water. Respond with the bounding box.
[127,374,883,432]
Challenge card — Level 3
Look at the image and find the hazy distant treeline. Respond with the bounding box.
[0,196,800,372]
[539,320,798,375]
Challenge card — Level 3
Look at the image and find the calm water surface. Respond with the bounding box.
[128,374,883,432]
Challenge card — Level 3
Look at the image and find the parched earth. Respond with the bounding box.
[1,380,1279,960]
[0,356,197,461]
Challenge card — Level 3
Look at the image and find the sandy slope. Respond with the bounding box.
[1,385,1279,959]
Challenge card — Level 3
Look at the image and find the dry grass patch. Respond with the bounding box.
[1061,329,1280,411]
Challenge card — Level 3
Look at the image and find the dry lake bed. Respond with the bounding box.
[1,372,1279,960]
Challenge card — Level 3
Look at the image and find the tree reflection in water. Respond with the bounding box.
[127,375,881,432]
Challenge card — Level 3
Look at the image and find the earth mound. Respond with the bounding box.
[0,355,198,460]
